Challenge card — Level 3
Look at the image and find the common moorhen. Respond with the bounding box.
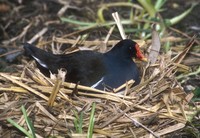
[23,39,146,90]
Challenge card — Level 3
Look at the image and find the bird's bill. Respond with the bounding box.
[141,57,148,62]
[135,44,147,62]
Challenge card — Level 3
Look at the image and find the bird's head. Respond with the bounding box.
[109,39,147,61]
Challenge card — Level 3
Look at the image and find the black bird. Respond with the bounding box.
[23,39,146,90]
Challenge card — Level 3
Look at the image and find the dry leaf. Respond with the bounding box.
[148,24,161,64]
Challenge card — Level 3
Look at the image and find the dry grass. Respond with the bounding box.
[0,35,198,137]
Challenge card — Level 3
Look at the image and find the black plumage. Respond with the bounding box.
[23,39,146,90]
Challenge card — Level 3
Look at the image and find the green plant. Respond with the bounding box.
[87,102,96,138]
[61,0,196,39]
[7,106,36,138]
[73,110,84,133]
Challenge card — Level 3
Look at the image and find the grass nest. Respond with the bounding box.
[0,31,198,137]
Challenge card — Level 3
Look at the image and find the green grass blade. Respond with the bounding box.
[74,118,79,133]
[78,112,83,134]
[164,41,170,53]
[60,17,97,26]
[137,0,156,17]
[7,118,33,138]
[87,102,96,138]
[73,110,83,133]
[155,0,167,11]
[73,110,79,133]
[21,106,36,138]
[166,4,196,26]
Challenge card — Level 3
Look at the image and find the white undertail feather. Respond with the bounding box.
[91,77,104,88]
[32,55,48,68]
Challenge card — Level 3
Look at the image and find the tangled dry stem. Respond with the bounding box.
[0,37,197,137]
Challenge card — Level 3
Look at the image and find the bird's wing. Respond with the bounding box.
[24,43,107,86]
[55,51,106,86]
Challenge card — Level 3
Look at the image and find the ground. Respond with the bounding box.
[0,0,200,137]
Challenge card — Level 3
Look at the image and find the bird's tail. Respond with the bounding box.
[23,43,55,68]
